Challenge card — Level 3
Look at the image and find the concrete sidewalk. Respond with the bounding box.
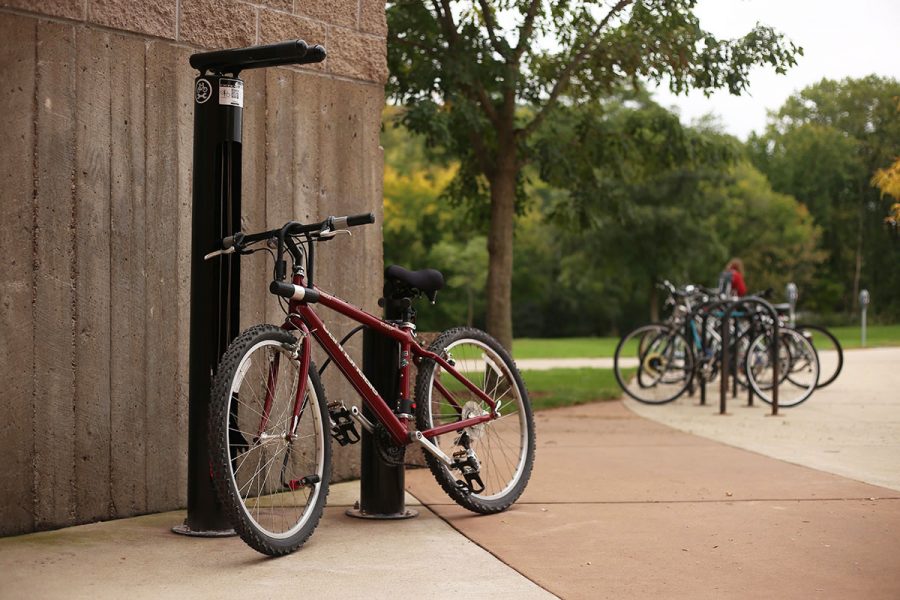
[407,401,900,599]
[0,482,553,600]
[626,347,900,491]
[4,349,899,599]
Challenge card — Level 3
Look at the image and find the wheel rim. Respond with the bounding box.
[796,326,842,388]
[226,339,324,539]
[747,330,819,406]
[424,339,528,502]
[617,326,692,403]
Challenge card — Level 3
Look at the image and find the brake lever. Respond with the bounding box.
[317,229,352,241]
[204,246,237,260]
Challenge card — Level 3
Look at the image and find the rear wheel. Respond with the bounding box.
[794,324,843,388]
[614,324,694,404]
[415,327,535,514]
[209,325,331,556]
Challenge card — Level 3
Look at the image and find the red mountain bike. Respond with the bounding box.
[204,213,535,555]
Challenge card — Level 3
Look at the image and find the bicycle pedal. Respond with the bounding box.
[463,471,485,495]
[327,402,361,446]
[451,449,485,495]
[454,479,472,496]
[454,470,485,496]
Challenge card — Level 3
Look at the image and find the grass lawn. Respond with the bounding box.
[821,324,900,350]
[514,324,900,359]
[514,337,619,359]
[521,368,629,411]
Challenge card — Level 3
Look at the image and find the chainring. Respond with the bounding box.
[374,422,406,467]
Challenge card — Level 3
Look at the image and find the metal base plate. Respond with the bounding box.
[345,507,418,520]
[171,523,237,537]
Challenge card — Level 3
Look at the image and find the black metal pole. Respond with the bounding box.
[699,308,708,406]
[174,73,244,536]
[771,317,780,416]
[719,306,731,415]
[347,296,417,520]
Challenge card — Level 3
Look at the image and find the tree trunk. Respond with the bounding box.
[485,157,517,350]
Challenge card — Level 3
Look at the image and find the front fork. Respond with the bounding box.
[255,322,311,442]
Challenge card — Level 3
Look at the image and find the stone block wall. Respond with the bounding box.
[0,0,386,536]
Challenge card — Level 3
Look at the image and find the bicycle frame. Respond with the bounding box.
[278,272,499,450]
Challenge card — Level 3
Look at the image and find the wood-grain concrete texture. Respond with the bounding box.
[406,401,900,599]
[0,0,386,535]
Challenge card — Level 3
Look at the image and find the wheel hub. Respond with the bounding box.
[461,401,488,440]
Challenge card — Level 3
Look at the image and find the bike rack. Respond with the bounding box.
[718,297,780,416]
[176,40,326,536]
[695,299,727,407]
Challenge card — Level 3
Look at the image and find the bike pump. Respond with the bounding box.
[176,40,325,536]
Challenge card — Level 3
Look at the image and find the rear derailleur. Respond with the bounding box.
[451,433,485,495]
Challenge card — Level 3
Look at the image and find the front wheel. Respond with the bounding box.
[745,328,819,408]
[614,324,694,404]
[209,324,331,556]
[415,327,535,514]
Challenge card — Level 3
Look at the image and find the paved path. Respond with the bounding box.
[0,481,553,600]
[626,347,900,491]
[5,349,899,599]
[406,400,900,600]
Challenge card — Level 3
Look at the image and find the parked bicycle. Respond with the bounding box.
[204,214,535,555]
[614,280,839,407]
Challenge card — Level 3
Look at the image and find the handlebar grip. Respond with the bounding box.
[222,235,236,249]
[189,40,326,73]
[332,212,375,230]
[346,212,376,227]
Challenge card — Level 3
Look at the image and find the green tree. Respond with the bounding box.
[387,0,801,348]
[748,76,900,316]
[535,92,738,322]
[707,162,824,300]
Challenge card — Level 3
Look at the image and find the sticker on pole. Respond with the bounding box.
[219,79,244,107]
[195,79,212,104]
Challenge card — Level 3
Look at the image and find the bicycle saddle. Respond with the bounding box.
[385,265,445,301]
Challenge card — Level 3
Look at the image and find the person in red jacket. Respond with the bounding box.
[726,257,747,297]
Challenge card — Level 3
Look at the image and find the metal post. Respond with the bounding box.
[174,73,244,536]
[860,289,870,347]
[786,282,798,328]
[719,307,730,415]
[173,39,326,537]
[771,311,780,417]
[347,293,417,520]
[345,330,417,519]
[699,307,710,406]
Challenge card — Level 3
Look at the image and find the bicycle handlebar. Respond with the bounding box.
[208,212,374,254]
[189,39,326,74]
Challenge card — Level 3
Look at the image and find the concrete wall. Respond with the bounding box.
[0,0,386,536]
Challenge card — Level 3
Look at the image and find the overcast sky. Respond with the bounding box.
[650,0,900,140]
